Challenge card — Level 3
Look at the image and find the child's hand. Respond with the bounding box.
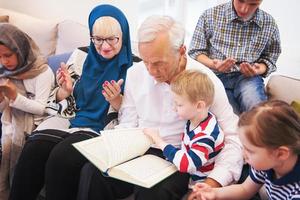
[188,183,216,200]
[56,63,73,96]
[102,79,123,110]
[143,128,167,150]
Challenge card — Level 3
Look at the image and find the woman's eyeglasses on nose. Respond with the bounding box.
[91,36,119,46]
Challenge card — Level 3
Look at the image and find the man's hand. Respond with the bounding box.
[212,58,236,73]
[240,62,267,77]
[187,178,221,200]
[188,183,217,200]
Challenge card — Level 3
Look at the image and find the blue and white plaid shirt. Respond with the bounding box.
[188,1,281,77]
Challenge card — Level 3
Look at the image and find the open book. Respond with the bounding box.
[73,128,177,188]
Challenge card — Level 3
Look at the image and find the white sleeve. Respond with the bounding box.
[117,68,139,128]
[10,68,55,116]
[207,72,244,186]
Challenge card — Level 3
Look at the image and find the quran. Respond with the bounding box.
[73,128,177,188]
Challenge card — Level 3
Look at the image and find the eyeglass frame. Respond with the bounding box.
[90,36,120,46]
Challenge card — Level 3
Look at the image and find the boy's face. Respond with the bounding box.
[172,91,199,121]
[238,126,278,171]
[0,45,18,71]
[233,0,262,21]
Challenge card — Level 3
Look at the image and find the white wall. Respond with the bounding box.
[0,0,139,41]
[1,0,299,78]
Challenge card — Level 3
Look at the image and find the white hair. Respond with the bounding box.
[138,15,185,50]
[93,16,122,37]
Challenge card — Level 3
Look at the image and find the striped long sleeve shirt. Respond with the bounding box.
[163,112,224,181]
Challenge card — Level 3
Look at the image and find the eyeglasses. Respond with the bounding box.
[91,36,119,46]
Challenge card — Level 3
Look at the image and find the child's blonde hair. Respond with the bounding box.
[170,69,214,106]
[93,16,122,37]
[238,100,300,154]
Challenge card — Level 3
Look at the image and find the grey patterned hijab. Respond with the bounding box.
[0,23,48,80]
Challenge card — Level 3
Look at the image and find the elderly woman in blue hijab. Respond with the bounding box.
[9,4,132,200]
[0,23,54,196]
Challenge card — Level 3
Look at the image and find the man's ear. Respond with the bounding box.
[179,45,186,56]
[275,146,291,161]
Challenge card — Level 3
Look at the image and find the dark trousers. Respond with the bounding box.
[78,148,190,200]
[238,164,261,200]
[9,129,97,200]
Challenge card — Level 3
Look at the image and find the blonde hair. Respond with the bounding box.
[170,69,214,106]
[93,16,122,37]
[238,100,300,154]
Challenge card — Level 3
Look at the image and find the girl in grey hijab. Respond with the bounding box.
[0,23,55,197]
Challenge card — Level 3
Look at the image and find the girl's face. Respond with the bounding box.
[0,45,18,71]
[238,127,278,171]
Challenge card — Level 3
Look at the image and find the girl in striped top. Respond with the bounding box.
[190,100,300,200]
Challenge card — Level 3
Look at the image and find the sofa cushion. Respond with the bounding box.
[47,52,72,73]
[291,101,300,115]
[0,15,9,22]
[0,8,58,57]
[266,75,300,104]
[55,20,90,55]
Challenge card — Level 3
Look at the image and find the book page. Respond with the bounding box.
[73,128,152,170]
[100,128,152,168]
[73,136,110,171]
[108,154,177,188]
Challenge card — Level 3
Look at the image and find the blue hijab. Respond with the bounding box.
[70,4,132,132]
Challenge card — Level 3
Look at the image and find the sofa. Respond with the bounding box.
[0,7,90,57]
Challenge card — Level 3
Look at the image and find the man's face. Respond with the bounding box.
[233,0,262,21]
[138,33,182,83]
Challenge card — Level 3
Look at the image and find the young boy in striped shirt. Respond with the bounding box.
[144,69,224,186]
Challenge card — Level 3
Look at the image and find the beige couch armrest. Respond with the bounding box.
[266,75,300,104]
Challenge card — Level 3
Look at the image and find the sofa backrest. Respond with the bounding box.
[0,8,90,57]
[0,8,58,57]
[266,75,300,104]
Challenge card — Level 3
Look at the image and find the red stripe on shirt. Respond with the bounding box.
[191,144,209,160]
[199,162,215,172]
[180,154,189,172]
[215,142,224,152]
